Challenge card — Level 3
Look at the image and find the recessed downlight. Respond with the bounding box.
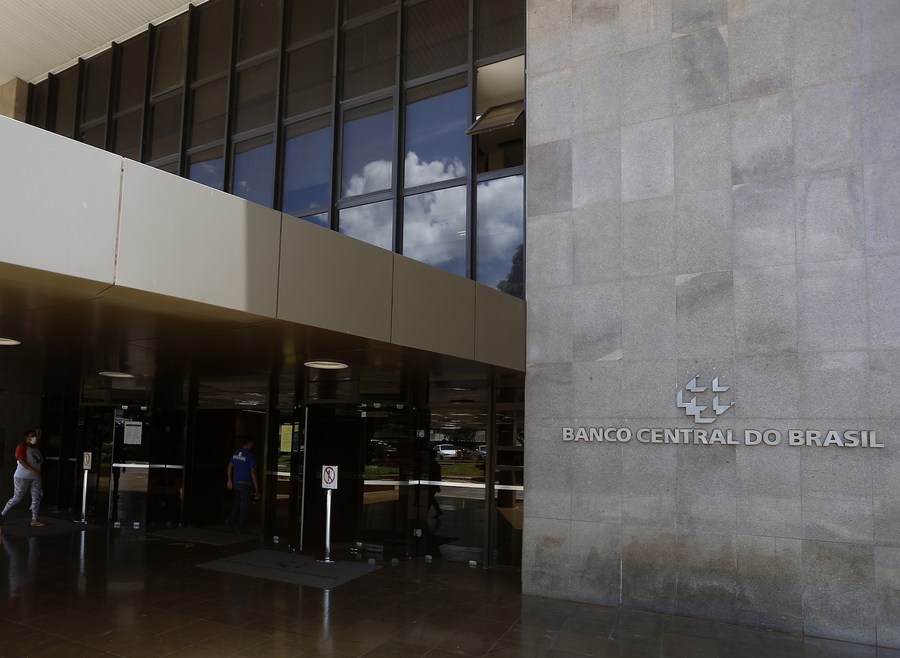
[99,371,135,379]
[0,336,21,346]
[304,360,349,370]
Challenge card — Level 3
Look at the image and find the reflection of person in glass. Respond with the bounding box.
[226,438,257,534]
[428,451,442,518]
[1,535,39,606]
[0,430,46,529]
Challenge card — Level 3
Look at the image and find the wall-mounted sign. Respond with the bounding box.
[123,421,143,445]
[322,465,338,489]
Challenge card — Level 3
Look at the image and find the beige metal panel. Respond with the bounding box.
[0,116,121,284]
[474,284,526,371]
[0,78,27,119]
[0,0,201,84]
[391,255,476,360]
[117,160,280,318]
[278,217,393,343]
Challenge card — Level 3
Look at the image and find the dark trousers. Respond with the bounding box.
[228,481,252,532]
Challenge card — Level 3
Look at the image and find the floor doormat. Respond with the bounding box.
[146,527,256,546]
[198,549,381,589]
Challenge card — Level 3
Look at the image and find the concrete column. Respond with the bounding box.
[0,78,28,121]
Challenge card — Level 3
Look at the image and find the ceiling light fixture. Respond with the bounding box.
[304,360,349,370]
[99,371,135,379]
[0,336,21,346]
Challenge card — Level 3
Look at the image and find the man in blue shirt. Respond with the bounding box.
[226,438,257,534]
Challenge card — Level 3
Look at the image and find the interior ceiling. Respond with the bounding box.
[0,0,205,85]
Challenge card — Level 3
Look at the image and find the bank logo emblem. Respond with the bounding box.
[676,376,734,424]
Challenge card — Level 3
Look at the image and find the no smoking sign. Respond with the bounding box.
[322,465,338,490]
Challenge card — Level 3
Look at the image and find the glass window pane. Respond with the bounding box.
[285,37,334,117]
[54,67,79,138]
[189,79,228,147]
[402,186,466,277]
[476,174,524,297]
[113,110,143,160]
[301,212,329,228]
[233,134,275,206]
[342,14,396,99]
[406,0,467,81]
[30,80,49,129]
[341,99,393,197]
[476,0,524,61]
[81,123,107,149]
[194,0,234,80]
[339,200,393,250]
[234,60,279,134]
[189,147,225,190]
[81,51,112,124]
[238,0,282,61]
[404,77,468,188]
[283,116,332,214]
[148,92,183,161]
[117,34,149,111]
[152,15,188,96]
[157,160,180,174]
[346,0,395,20]
[288,0,334,44]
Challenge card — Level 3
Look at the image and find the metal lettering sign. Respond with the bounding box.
[322,465,338,489]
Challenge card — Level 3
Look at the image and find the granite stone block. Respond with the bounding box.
[802,496,874,543]
[868,350,900,420]
[730,92,794,185]
[573,56,621,136]
[621,118,674,202]
[735,535,803,634]
[726,0,788,23]
[622,198,675,278]
[801,447,874,542]
[620,42,672,125]
[522,517,572,599]
[734,265,798,355]
[573,281,623,361]
[527,212,574,288]
[573,129,621,209]
[526,0,572,76]
[869,255,900,349]
[621,526,677,613]
[792,0,862,88]
[675,189,733,273]
[876,547,900,648]
[728,12,792,101]
[527,139,573,216]
[798,259,868,352]
[572,0,621,63]
[673,0,726,33]
[798,351,869,420]
[865,160,900,257]
[620,0,672,51]
[863,69,900,165]
[621,359,679,419]
[860,0,900,75]
[795,169,865,263]
[526,361,573,417]
[526,287,574,364]
[801,540,876,645]
[675,271,735,358]
[732,178,796,268]
[675,491,737,534]
[676,439,737,494]
[673,27,729,114]
[794,81,863,174]
[574,359,625,418]
[675,105,730,193]
[528,71,575,147]
[734,355,800,418]
[568,521,623,606]
[574,203,623,284]
[675,533,737,623]
[622,276,676,359]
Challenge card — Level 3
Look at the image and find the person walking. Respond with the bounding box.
[226,438,257,533]
[0,430,46,529]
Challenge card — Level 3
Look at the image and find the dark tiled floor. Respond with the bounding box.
[0,520,898,657]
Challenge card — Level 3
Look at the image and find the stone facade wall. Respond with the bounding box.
[524,0,900,647]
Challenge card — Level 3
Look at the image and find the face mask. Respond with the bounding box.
[27,435,37,445]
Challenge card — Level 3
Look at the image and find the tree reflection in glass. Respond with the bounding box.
[476,174,524,296]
